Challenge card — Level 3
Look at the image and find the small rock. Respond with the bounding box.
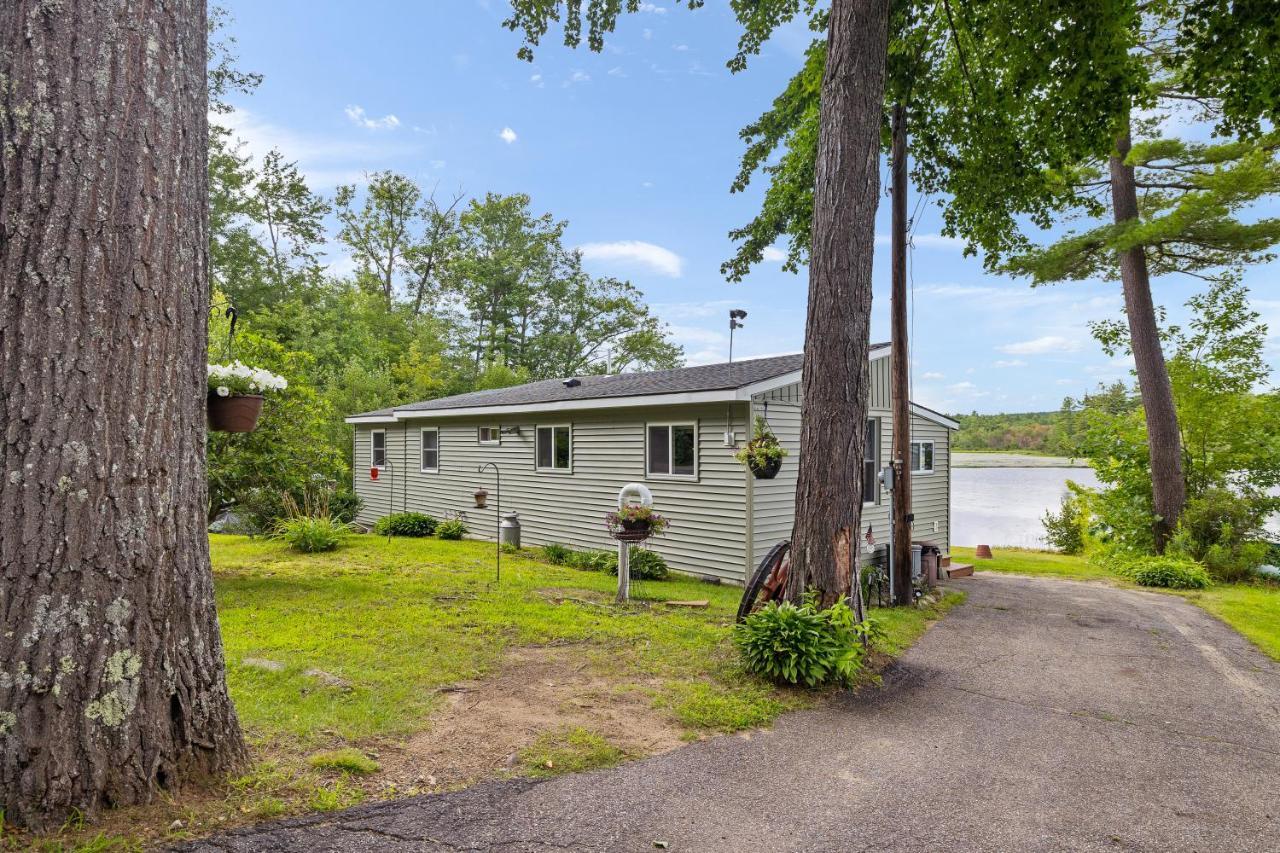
[169,820,185,831]
[503,753,519,769]
[426,774,437,786]
[304,668,353,691]
[242,657,285,672]
[653,842,669,850]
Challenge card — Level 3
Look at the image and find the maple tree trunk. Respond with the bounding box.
[787,0,891,607]
[890,103,915,605]
[1109,127,1185,551]
[0,0,246,829]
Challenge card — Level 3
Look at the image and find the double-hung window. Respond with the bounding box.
[647,423,696,478]
[863,418,879,505]
[371,429,386,470]
[536,425,572,471]
[910,440,934,474]
[420,427,439,473]
[478,426,501,445]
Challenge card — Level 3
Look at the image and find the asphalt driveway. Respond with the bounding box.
[183,573,1280,852]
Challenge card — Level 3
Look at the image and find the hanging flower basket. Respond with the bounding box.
[606,505,669,543]
[735,415,788,480]
[207,361,288,434]
[207,393,264,432]
[747,455,783,480]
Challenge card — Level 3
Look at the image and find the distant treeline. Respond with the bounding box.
[949,410,1075,455]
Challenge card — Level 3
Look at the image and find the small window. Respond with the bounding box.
[478,426,501,445]
[863,419,879,505]
[536,425,572,471]
[421,427,439,473]
[910,440,934,474]
[647,423,696,477]
[371,429,386,470]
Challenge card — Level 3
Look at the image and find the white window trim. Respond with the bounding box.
[535,423,573,473]
[370,429,387,471]
[420,426,440,474]
[911,439,935,475]
[478,425,501,446]
[863,418,880,507]
[645,421,699,480]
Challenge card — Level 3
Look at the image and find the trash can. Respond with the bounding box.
[499,511,521,548]
[911,544,923,580]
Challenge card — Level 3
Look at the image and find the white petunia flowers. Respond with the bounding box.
[207,362,288,397]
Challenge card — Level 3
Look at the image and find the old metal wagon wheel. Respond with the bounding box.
[736,540,791,623]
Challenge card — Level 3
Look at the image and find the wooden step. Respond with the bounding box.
[945,563,974,579]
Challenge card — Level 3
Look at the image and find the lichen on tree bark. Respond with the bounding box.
[0,0,246,829]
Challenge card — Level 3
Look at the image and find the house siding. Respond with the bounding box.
[353,402,751,582]
[749,355,952,571]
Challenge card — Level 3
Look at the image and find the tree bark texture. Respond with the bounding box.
[787,0,891,607]
[1109,127,1186,551]
[890,103,914,605]
[0,0,246,828]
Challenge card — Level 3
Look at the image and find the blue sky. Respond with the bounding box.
[218,1,1279,415]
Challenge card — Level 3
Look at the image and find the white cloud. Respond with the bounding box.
[998,335,1081,355]
[641,180,654,188]
[761,246,787,262]
[608,66,627,77]
[564,69,591,86]
[578,240,684,277]
[642,28,653,39]
[429,159,446,169]
[218,107,419,189]
[529,73,544,87]
[499,126,518,144]
[344,105,400,131]
[673,43,690,51]
[1055,378,1076,386]
[638,2,667,13]
[921,371,945,380]
[650,299,737,319]
[993,359,1027,367]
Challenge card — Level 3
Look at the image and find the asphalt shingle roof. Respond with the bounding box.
[350,344,892,418]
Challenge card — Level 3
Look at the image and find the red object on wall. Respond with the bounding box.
[369,467,379,481]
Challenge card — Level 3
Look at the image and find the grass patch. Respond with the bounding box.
[518,728,626,777]
[869,590,966,656]
[307,748,379,775]
[660,680,804,733]
[952,546,1115,582]
[954,545,1280,661]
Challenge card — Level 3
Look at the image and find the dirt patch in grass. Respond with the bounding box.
[378,645,687,791]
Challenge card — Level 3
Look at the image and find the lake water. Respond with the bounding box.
[952,460,1099,549]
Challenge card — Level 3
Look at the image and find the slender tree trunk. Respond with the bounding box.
[890,103,915,605]
[0,0,246,828]
[787,0,891,607]
[1109,124,1185,550]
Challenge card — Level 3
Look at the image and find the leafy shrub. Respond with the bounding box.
[542,543,572,565]
[1167,487,1271,582]
[611,547,669,580]
[328,489,363,524]
[1110,554,1212,589]
[733,596,870,687]
[1041,491,1087,555]
[373,512,438,537]
[273,515,350,553]
[436,518,467,540]
[567,549,617,572]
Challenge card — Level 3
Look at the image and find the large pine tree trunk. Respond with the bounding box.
[787,0,891,607]
[0,0,246,829]
[1109,126,1186,551]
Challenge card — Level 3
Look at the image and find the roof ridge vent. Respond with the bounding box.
[562,377,582,388]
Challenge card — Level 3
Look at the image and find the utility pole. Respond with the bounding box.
[890,102,914,606]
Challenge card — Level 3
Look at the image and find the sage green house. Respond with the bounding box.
[345,345,958,583]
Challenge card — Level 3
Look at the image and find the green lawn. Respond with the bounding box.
[11,536,962,851]
[952,545,1280,661]
[215,534,957,742]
